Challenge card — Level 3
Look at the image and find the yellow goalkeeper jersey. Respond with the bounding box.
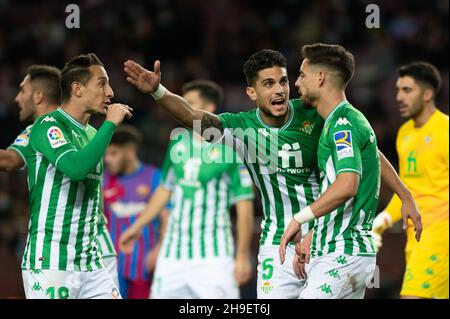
[385,109,449,253]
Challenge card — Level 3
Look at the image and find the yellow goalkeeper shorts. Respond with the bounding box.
[400,247,449,299]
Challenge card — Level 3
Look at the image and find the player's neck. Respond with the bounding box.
[60,101,91,126]
[413,103,436,128]
[316,90,347,120]
[34,103,58,120]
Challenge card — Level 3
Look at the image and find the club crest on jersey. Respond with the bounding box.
[14,128,31,146]
[300,121,315,135]
[334,130,353,159]
[47,126,67,148]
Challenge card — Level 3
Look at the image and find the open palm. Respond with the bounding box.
[124,60,161,94]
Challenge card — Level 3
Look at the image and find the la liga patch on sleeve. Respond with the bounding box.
[334,130,353,159]
[47,126,68,148]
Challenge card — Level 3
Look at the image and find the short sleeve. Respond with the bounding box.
[29,116,76,167]
[229,163,254,204]
[7,125,32,168]
[327,116,363,176]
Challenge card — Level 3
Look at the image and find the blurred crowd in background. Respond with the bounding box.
[0,0,448,298]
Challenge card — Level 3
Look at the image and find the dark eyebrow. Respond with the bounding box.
[97,76,108,82]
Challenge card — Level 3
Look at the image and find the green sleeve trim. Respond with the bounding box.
[230,193,254,205]
[336,168,361,176]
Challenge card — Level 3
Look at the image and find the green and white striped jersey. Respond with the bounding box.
[22,108,105,271]
[312,101,380,257]
[8,124,33,169]
[218,99,324,246]
[160,130,254,260]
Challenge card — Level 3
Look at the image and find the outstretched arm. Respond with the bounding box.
[124,60,223,140]
[0,149,24,172]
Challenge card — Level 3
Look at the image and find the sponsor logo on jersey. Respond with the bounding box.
[14,128,31,146]
[334,117,352,128]
[47,126,67,148]
[279,143,303,168]
[334,130,353,159]
[40,116,57,123]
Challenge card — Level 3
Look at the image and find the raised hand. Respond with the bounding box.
[124,60,161,94]
[105,103,133,125]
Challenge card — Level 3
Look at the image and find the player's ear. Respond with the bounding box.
[423,88,434,103]
[32,90,44,105]
[71,81,83,98]
[246,86,257,101]
[318,71,325,87]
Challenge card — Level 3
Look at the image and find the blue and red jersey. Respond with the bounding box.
[103,163,161,281]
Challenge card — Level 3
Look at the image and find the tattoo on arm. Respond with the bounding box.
[201,113,224,142]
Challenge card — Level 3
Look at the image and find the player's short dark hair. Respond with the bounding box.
[60,53,104,103]
[110,125,142,148]
[244,49,287,86]
[301,43,355,88]
[27,65,61,105]
[181,80,224,108]
[398,62,442,97]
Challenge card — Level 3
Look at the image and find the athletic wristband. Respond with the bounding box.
[293,206,315,225]
[151,84,167,100]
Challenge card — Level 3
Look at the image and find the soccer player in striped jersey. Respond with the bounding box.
[1,65,121,292]
[280,43,422,299]
[1,65,60,172]
[21,53,133,299]
[372,62,448,299]
[103,125,167,298]
[123,49,421,299]
[119,80,255,298]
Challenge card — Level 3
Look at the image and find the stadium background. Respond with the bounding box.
[0,0,448,299]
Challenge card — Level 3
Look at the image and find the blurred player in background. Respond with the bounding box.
[372,62,448,299]
[21,53,132,299]
[103,125,167,299]
[119,80,255,298]
[123,49,421,299]
[1,65,60,172]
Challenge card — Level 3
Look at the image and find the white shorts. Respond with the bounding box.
[257,245,306,299]
[22,268,121,299]
[151,257,239,299]
[300,253,376,299]
[103,255,119,291]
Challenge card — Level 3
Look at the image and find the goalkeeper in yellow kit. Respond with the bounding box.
[373,62,448,299]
